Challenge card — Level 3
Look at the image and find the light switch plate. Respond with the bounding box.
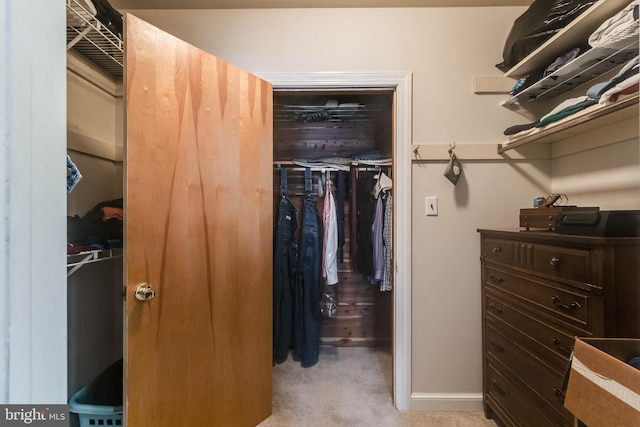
[426,196,438,216]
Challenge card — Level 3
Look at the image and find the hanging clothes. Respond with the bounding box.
[355,171,376,278]
[294,169,323,368]
[372,170,391,286]
[381,192,393,292]
[273,170,299,365]
[336,171,346,263]
[372,194,384,284]
[373,171,392,198]
[349,166,358,268]
[322,177,339,286]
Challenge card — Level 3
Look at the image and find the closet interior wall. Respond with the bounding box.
[273,90,394,347]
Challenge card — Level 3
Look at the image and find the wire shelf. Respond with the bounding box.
[66,0,123,78]
[67,248,123,277]
[501,20,639,111]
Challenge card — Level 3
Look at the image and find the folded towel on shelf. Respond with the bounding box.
[504,95,597,135]
[587,55,639,101]
[599,75,640,104]
[535,97,598,127]
[588,0,639,47]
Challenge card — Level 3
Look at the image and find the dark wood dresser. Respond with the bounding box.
[478,229,640,427]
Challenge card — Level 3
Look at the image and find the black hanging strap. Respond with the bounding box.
[304,167,312,194]
[280,168,288,197]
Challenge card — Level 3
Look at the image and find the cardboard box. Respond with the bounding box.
[564,338,640,427]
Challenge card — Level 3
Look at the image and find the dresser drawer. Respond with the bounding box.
[533,244,590,282]
[485,290,582,366]
[483,238,515,264]
[485,266,595,332]
[486,362,566,427]
[486,323,573,426]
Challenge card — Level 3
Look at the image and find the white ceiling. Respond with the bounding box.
[110,0,533,9]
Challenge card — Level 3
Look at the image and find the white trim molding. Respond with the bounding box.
[1,0,67,403]
[256,71,413,411]
[410,393,484,412]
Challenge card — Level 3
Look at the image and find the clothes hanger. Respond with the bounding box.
[304,167,313,198]
[373,167,392,198]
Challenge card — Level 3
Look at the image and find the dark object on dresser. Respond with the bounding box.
[556,209,640,237]
[478,229,640,427]
[520,206,599,231]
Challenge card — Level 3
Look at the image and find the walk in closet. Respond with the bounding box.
[272,91,395,351]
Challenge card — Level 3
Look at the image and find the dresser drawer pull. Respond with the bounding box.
[551,336,573,356]
[488,303,504,315]
[491,379,507,396]
[488,274,504,283]
[492,247,502,253]
[551,295,582,311]
[490,339,505,352]
[549,257,560,266]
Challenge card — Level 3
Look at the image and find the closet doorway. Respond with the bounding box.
[262,72,413,410]
[273,89,393,348]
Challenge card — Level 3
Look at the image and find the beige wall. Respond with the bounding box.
[71,5,639,411]
[67,60,124,216]
[126,7,529,143]
[411,158,550,401]
[552,135,640,210]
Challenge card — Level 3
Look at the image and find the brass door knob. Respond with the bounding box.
[135,283,156,301]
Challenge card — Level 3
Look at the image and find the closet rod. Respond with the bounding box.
[275,166,384,172]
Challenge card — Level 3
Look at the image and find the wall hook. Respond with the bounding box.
[444,142,463,185]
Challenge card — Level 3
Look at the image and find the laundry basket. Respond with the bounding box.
[69,386,123,426]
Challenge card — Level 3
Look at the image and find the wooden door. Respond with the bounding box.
[125,14,273,427]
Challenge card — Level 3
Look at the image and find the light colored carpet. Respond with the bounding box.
[258,347,498,427]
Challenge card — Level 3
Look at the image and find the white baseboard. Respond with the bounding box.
[409,393,484,412]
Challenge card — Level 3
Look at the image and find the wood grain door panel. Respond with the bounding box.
[125,14,273,427]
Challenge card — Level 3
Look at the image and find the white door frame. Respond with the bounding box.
[256,71,412,410]
[1,0,67,403]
